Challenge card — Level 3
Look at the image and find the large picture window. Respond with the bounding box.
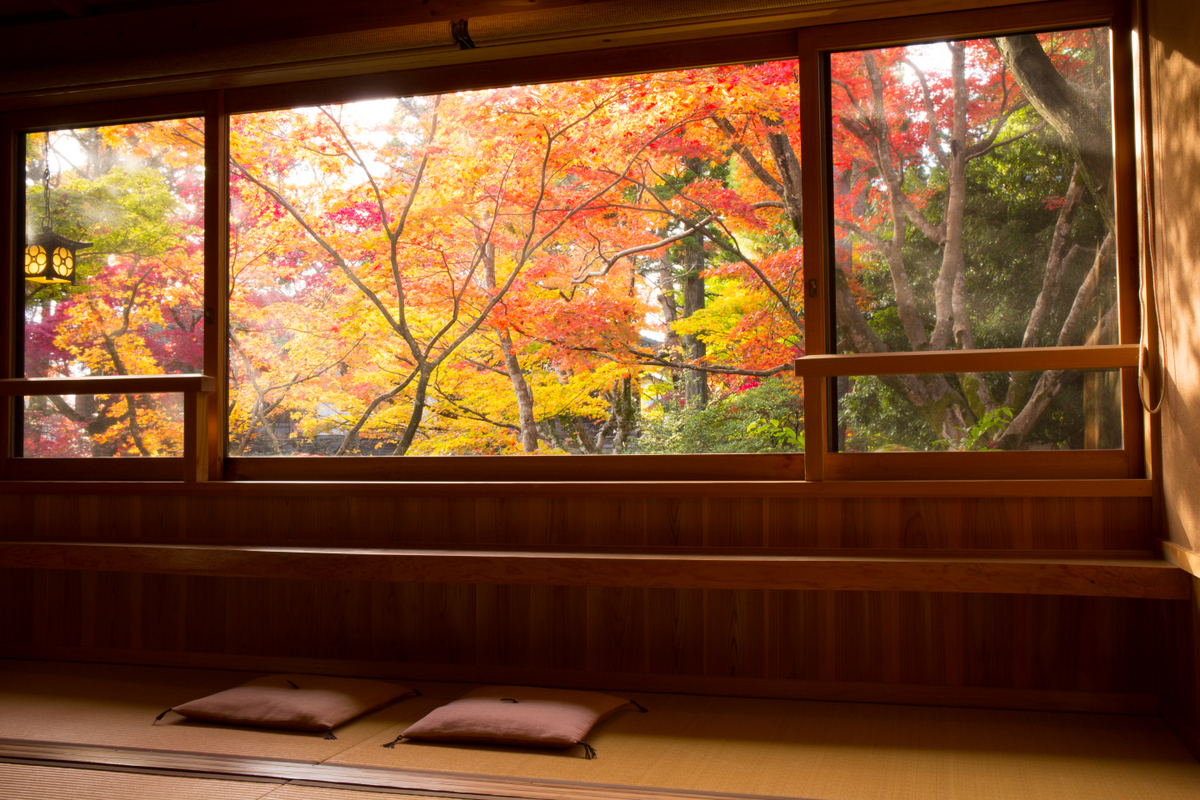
[1,0,1141,483]
[227,63,804,458]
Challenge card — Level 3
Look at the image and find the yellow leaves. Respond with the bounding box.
[219,60,807,456]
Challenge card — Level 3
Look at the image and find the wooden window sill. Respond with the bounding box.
[0,541,1187,599]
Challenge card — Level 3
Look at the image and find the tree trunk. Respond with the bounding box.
[995,34,1114,232]
[482,243,539,452]
[682,237,708,410]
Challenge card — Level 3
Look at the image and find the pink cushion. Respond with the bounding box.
[170,674,414,733]
[399,685,635,750]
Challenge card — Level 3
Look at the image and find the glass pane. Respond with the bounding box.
[22,393,184,457]
[830,29,1117,448]
[228,63,804,456]
[21,120,204,458]
[837,369,1122,452]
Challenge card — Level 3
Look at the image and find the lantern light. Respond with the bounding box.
[24,133,90,285]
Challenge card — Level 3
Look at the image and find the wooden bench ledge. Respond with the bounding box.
[0,542,1189,599]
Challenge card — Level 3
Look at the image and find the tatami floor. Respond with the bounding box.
[0,763,448,800]
[0,659,1198,800]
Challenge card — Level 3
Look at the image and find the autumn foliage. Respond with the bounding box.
[22,29,1117,457]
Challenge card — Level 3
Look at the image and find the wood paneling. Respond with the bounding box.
[0,541,1186,598]
[1160,575,1200,760]
[0,568,1163,712]
[0,486,1168,715]
[0,491,1157,550]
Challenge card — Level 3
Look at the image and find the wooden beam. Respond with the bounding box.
[0,1,1055,112]
[0,0,620,74]
[0,476,1156,498]
[795,344,1139,377]
[0,374,216,396]
[824,448,1130,481]
[0,457,186,481]
[0,541,1188,598]
[1163,540,1200,580]
[226,452,805,482]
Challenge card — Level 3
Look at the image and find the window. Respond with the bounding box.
[20,119,205,459]
[829,29,1119,453]
[227,64,804,461]
[793,2,1141,481]
[1,0,1141,483]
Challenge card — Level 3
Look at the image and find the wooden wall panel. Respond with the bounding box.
[894,592,948,685]
[0,487,1163,715]
[0,567,1164,710]
[0,492,1157,552]
[1160,576,1200,759]
[530,585,589,672]
[766,589,822,681]
[182,575,227,653]
[647,588,707,676]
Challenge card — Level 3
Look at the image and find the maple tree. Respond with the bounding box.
[226,63,806,456]
[22,120,205,456]
[22,28,1119,457]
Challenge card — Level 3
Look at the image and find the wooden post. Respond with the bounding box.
[1111,0,1146,478]
[0,120,16,470]
[799,29,829,482]
[203,92,228,480]
[183,390,209,482]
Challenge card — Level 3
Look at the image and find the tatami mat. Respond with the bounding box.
[0,764,453,800]
[0,762,278,800]
[1,659,1199,800]
[0,660,414,761]
[332,691,1200,800]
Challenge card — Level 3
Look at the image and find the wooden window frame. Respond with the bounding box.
[1,94,220,482]
[796,0,1144,482]
[0,0,1146,485]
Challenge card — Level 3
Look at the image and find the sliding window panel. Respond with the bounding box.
[18,118,205,459]
[823,22,1129,470]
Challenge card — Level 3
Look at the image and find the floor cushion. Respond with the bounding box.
[160,674,415,737]
[389,685,644,757]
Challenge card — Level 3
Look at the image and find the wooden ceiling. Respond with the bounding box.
[0,0,616,29]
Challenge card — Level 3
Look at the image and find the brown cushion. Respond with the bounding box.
[398,685,635,751]
[169,674,414,733]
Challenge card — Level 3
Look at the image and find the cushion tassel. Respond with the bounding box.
[630,699,648,713]
[153,709,171,725]
[382,734,405,749]
[580,742,597,760]
[324,729,337,740]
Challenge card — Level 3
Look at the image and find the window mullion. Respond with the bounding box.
[799,28,830,482]
[1110,2,1148,479]
[203,92,229,482]
[0,121,16,470]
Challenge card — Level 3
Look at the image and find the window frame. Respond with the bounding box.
[796,0,1142,481]
[0,0,1144,484]
[2,94,219,481]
